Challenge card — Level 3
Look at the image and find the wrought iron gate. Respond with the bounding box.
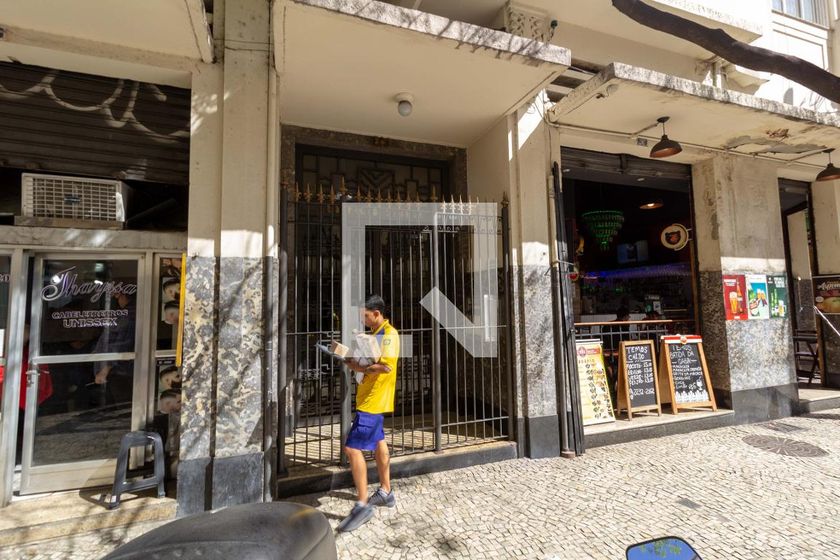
[279,181,513,472]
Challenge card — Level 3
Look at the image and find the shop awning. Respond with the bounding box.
[274,0,570,147]
[547,63,840,178]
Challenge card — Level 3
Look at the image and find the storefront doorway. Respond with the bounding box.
[561,148,698,373]
[19,255,146,493]
[1,250,182,499]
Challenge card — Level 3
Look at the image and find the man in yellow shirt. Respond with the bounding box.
[337,295,399,532]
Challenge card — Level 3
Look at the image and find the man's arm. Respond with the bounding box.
[344,359,391,375]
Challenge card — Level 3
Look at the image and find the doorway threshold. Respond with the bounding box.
[277,440,516,499]
[1,486,176,548]
[584,409,736,449]
[797,384,840,414]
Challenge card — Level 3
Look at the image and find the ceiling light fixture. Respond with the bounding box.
[650,116,682,159]
[395,92,414,117]
[640,199,664,210]
[816,148,840,182]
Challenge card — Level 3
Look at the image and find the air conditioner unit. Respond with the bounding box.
[17,173,131,229]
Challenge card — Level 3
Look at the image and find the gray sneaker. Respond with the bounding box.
[336,503,374,532]
[368,488,396,508]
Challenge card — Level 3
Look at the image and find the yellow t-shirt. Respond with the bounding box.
[355,320,399,414]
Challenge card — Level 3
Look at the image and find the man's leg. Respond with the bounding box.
[374,439,390,493]
[345,446,368,503]
[337,446,375,532]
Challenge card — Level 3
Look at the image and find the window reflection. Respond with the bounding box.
[32,360,135,466]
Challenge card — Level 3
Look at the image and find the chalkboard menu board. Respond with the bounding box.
[659,336,717,413]
[617,341,661,418]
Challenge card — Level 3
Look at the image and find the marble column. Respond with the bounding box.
[177,0,273,515]
[507,100,561,458]
[693,156,797,422]
[811,178,840,385]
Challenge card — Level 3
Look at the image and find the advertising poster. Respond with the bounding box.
[745,274,770,320]
[722,274,748,321]
[814,274,840,315]
[767,275,789,319]
[156,256,182,351]
[575,340,615,426]
[156,357,182,415]
[155,255,184,416]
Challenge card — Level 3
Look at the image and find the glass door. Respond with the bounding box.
[19,254,148,494]
[0,249,27,506]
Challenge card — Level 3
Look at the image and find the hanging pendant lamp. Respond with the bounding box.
[650,116,682,159]
[816,148,840,182]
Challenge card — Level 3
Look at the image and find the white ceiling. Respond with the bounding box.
[276,1,568,147]
[0,0,209,60]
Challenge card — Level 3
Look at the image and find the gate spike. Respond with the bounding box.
[395,189,402,203]
[431,185,438,202]
[294,182,301,202]
[329,185,336,205]
[303,183,312,202]
[386,190,393,203]
[339,176,347,197]
[356,185,363,202]
[376,190,383,203]
[318,184,325,204]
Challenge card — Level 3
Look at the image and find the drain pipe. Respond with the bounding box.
[547,168,573,458]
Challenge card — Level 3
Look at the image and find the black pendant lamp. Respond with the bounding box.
[816,148,840,182]
[650,116,682,159]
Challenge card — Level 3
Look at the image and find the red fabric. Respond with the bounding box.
[0,345,53,409]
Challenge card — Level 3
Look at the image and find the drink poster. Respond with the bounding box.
[767,275,789,319]
[722,274,748,321]
[814,274,840,315]
[575,339,615,426]
[746,274,770,320]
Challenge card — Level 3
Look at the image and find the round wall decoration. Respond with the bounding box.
[661,223,689,251]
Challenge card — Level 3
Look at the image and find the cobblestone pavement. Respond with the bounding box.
[5,410,840,559]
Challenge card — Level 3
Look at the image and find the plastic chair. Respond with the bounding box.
[109,430,165,509]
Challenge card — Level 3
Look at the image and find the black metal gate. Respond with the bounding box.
[279,181,513,472]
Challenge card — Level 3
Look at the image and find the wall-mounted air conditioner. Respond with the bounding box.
[16,173,131,229]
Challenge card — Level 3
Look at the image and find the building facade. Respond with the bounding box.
[0,0,839,515]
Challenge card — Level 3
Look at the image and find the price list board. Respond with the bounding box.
[617,341,661,418]
[659,335,717,413]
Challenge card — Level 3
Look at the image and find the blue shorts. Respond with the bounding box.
[345,411,385,451]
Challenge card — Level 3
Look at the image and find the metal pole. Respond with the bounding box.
[553,162,585,456]
[431,212,442,452]
[547,169,572,458]
[277,186,289,476]
[501,201,517,448]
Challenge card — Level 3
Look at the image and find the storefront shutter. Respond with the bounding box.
[0,62,189,185]
[561,147,691,190]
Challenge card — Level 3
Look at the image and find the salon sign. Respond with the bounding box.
[41,267,137,303]
[42,266,138,329]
